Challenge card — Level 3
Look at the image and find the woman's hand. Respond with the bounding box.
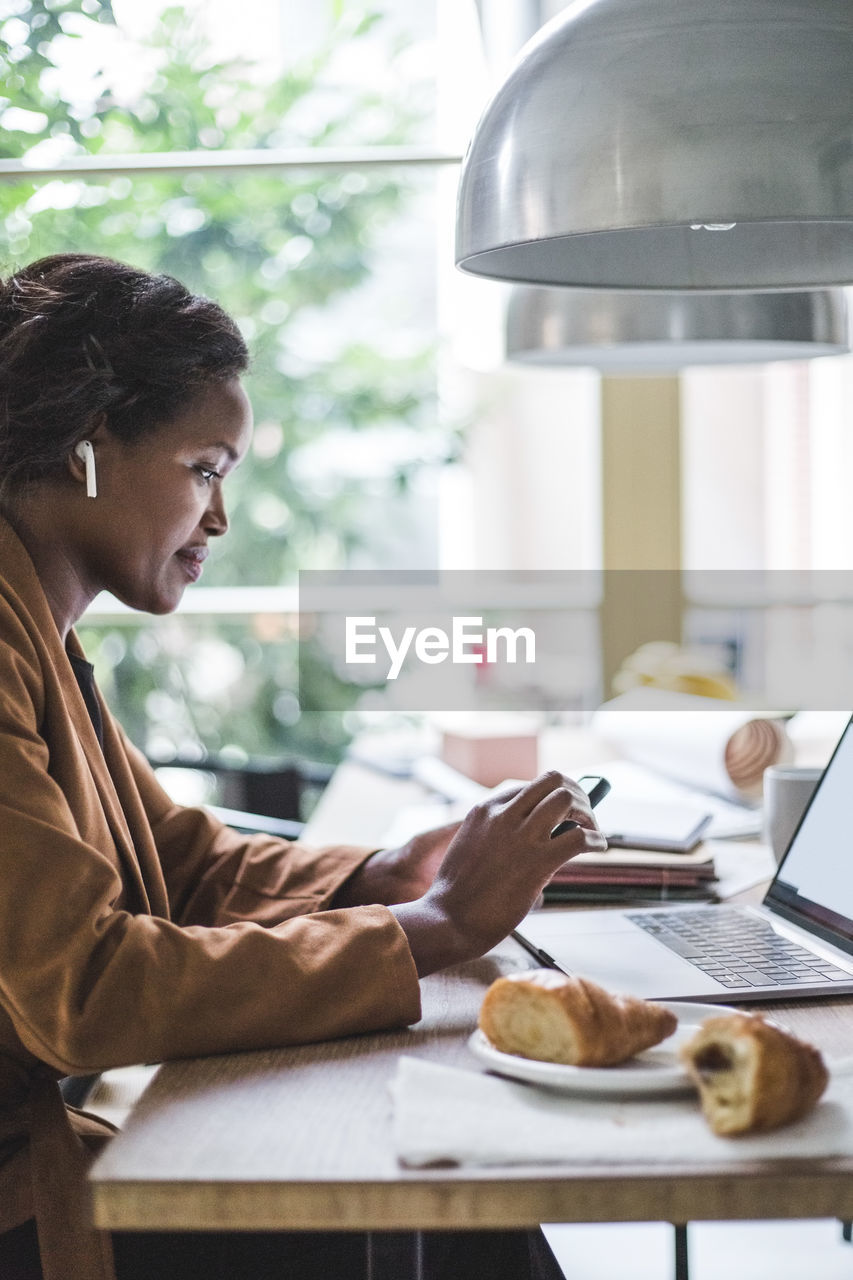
[330,821,461,909]
[389,771,607,977]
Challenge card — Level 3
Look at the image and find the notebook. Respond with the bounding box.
[514,715,853,1003]
[594,794,713,852]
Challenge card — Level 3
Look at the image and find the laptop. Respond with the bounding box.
[514,716,853,1002]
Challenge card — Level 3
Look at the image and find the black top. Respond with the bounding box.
[67,652,104,748]
[61,651,105,1105]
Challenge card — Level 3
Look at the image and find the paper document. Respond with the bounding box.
[580,760,762,839]
[592,690,791,801]
[594,794,712,852]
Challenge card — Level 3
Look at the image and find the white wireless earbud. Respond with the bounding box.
[74,440,97,499]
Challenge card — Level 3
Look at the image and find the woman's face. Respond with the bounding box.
[79,377,253,615]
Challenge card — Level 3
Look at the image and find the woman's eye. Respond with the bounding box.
[195,465,221,484]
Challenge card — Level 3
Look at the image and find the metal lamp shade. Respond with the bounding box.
[505,287,853,369]
[456,0,853,290]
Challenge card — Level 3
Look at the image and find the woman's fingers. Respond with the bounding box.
[497,770,577,819]
[496,771,602,838]
[532,782,601,833]
[551,820,608,851]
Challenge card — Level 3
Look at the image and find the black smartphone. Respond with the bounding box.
[550,773,611,838]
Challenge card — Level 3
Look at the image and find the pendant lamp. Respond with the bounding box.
[505,286,853,369]
[456,0,853,290]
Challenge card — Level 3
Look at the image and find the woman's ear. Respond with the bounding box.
[67,415,108,496]
[73,441,97,498]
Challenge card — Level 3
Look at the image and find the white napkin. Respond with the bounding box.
[390,1055,853,1168]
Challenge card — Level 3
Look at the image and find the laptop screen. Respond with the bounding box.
[765,716,853,954]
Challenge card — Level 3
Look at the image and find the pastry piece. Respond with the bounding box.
[679,1012,829,1135]
[478,970,678,1067]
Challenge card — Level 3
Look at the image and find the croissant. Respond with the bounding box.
[679,1012,829,1135]
[478,970,678,1067]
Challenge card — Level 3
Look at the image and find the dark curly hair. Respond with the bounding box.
[0,254,250,503]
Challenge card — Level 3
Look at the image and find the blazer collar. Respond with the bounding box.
[0,515,152,912]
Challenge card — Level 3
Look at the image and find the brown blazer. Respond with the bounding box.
[0,515,421,1278]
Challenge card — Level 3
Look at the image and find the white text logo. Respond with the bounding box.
[345,616,536,680]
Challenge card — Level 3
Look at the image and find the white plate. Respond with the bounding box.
[468,1001,735,1097]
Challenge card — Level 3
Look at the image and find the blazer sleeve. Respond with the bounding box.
[119,726,381,929]
[0,633,421,1078]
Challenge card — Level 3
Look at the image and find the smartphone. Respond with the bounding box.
[550,773,611,838]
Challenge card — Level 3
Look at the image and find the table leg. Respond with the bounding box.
[365,1229,567,1279]
[674,1224,690,1280]
[366,1230,424,1280]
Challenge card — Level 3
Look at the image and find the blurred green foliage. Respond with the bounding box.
[1,0,454,765]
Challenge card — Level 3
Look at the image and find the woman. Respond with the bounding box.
[0,254,605,1280]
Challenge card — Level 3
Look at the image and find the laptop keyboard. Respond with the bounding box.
[626,907,853,989]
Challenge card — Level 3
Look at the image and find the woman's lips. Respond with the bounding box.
[175,547,208,582]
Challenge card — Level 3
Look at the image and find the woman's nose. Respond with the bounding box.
[205,485,229,536]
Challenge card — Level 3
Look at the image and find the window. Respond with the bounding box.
[1,0,468,764]
[682,355,853,708]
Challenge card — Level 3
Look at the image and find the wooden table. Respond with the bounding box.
[90,759,853,1235]
[89,948,853,1234]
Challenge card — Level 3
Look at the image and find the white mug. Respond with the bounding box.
[762,764,823,864]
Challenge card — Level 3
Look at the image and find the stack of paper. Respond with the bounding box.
[546,844,718,904]
[544,788,719,903]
